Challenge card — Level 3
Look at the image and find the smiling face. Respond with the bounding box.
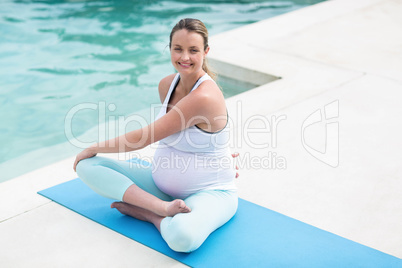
[170,29,209,76]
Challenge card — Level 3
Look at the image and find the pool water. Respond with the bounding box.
[0,0,324,182]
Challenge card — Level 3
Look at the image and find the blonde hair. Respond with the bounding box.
[169,18,216,80]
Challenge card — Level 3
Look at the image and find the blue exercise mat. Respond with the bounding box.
[38,162,402,267]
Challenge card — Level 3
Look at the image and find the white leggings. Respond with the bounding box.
[76,156,238,253]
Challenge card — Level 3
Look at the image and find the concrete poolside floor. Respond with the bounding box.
[1,0,402,266]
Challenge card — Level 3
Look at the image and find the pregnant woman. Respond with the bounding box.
[73,18,238,253]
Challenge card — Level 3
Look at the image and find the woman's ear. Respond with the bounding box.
[204,46,210,56]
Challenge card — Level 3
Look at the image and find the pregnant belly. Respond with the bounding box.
[151,146,235,199]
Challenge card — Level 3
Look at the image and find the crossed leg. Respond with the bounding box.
[112,189,238,253]
[75,156,190,224]
[76,156,237,253]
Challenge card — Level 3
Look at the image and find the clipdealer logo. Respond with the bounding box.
[64,99,340,169]
[301,100,339,168]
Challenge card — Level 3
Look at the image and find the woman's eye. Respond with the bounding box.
[191,49,199,53]
[174,48,181,51]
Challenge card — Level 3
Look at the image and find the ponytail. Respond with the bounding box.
[202,57,216,81]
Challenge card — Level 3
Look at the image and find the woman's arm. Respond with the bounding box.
[74,78,222,171]
[84,74,181,154]
[72,130,144,172]
[74,75,174,171]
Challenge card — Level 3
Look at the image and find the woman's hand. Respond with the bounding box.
[232,153,240,178]
[73,147,97,172]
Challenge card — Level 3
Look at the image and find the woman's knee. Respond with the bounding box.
[161,191,238,253]
[76,156,103,175]
[75,157,105,186]
[161,219,202,253]
[76,156,94,169]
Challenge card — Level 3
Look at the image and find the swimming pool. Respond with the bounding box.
[0,0,324,182]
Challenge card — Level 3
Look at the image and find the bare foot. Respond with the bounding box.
[111,202,134,216]
[112,201,158,222]
[163,199,191,217]
[111,202,164,231]
[112,199,191,218]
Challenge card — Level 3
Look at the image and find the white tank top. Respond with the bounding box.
[151,73,236,199]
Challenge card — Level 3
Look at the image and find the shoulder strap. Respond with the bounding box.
[163,73,180,105]
[161,74,180,107]
[190,73,213,92]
